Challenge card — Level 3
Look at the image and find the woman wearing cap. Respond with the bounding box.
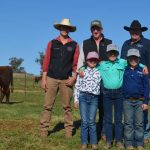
[39,18,79,138]
[74,51,101,150]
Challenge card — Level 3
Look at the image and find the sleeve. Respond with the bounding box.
[120,42,127,59]
[147,40,150,77]
[42,41,52,72]
[76,43,85,72]
[72,44,80,74]
[143,74,150,105]
[73,75,81,103]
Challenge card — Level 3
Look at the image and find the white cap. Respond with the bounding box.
[127,49,140,57]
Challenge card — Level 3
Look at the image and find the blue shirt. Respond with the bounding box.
[123,65,149,104]
[121,36,150,77]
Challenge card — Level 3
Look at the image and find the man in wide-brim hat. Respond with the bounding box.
[121,20,150,144]
[40,18,79,139]
[123,20,148,32]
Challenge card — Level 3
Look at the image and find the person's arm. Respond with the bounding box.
[66,44,79,86]
[73,75,81,108]
[141,74,149,110]
[41,41,52,92]
[122,58,149,74]
[147,40,150,77]
[41,72,48,92]
[76,43,85,72]
[120,42,127,59]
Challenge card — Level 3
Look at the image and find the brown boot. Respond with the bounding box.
[40,130,48,138]
[65,131,72,139]
[92,144,98,150]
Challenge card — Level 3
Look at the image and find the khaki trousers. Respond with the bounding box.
[40,77,73,133]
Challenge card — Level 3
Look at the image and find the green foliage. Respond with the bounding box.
[35,51,45,75]
[9,57,25,73]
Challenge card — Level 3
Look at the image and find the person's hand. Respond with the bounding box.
[41,78,48,92]
[66,76,76,86]
[143,66,149,75]
[78,70,84,77]
[141,104,148,110]
[74,102,79,109]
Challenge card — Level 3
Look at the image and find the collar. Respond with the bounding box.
[105,58,120,64]
[126,64,141,71]
[126,36,144,45]
[56,36,73,43]
[90,33,105,42]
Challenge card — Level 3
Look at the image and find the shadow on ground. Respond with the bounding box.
[48,120,81,136]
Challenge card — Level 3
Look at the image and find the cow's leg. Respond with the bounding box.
[0,87,4,103]
[5,88,10,103]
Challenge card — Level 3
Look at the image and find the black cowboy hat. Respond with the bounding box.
[124,20,148,32]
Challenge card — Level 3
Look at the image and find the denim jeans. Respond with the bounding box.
[98,93,105,136]
[144,109,150,139]
[79,92,98,144]
[103,88,123,143]
[123,100,144,147]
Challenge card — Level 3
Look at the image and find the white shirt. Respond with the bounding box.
[74,66,101,103]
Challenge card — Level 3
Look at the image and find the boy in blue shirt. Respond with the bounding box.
[123,49,149,150]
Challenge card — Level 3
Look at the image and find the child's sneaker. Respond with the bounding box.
[126,146,134,150]
[101,135,106,142]
[144,138,149,144]
[137,146,144,150]
[92,144,98,150]
[103,142,112,149]
[81,144,87,150]
[116,142,125,149]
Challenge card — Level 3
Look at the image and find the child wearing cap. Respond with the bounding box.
[78,44,148,149]
[123,49,149,150]
[74,51,101,150]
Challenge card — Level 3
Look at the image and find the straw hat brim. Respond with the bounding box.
[124,26,148,32]
[54,24,76,32]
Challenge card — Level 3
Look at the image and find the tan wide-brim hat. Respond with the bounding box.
[54,18,76,32]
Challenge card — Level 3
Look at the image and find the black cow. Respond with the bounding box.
[0,66,13,103]
[33,76,42,86]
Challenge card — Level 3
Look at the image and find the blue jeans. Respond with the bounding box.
[79,92,98,144]
[103,88,123,143]
[123,100,144,147]
[144,109,150,139]
[98,93,105,136]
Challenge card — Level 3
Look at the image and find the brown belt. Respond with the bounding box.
[128,97,144,101]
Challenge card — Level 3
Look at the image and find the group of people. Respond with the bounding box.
[39,18,150,150]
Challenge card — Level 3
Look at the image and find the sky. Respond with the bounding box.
[0,0,150,75]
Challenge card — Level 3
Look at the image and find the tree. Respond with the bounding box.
[35,51,45,75]
[9,57,25,73]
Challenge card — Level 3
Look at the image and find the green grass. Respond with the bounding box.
[0,73,150,150]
